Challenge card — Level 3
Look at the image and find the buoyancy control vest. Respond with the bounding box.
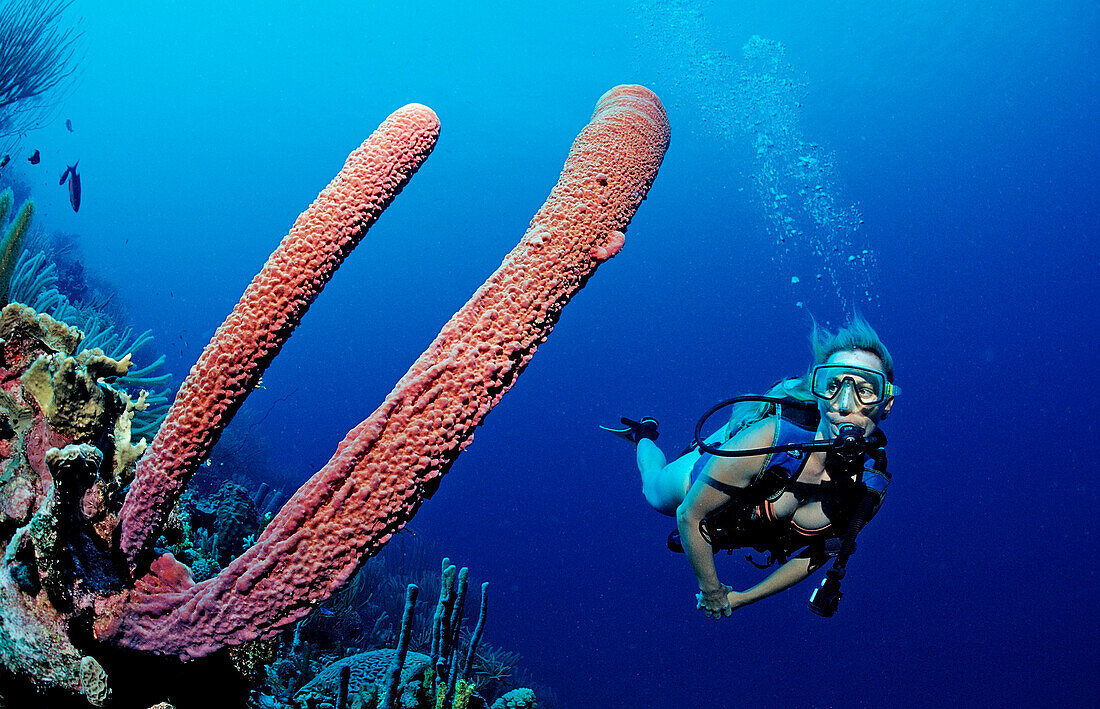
[676,397,890,568]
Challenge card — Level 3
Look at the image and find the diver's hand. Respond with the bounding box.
[695,585,733,619]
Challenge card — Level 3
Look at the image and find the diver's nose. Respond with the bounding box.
[835,383,856,413]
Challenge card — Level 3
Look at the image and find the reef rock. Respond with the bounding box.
[294,649,431,707]
[210,481,260,566]
[490,688,538,709]
[0,304,140,700]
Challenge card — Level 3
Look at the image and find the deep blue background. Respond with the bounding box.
[7,1,1097,706]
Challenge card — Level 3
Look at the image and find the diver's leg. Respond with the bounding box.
[638,439,692,516]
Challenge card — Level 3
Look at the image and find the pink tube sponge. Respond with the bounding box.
[105,86,669,659]
[118,104,441,565]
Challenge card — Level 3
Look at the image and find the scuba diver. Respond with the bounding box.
[603,315,897,619]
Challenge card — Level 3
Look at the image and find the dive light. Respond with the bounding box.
[808,569,844,617]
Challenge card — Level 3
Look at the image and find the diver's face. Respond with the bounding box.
[816,350,894,438]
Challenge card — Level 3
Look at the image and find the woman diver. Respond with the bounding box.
[604,315,897,619]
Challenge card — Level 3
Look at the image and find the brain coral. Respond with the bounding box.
[490,687,537,709]
[295,649,431,703]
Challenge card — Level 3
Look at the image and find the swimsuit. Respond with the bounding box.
[689,398,889,550]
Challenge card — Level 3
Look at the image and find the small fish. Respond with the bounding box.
[65,119,73,132]
[317,607,335,618]
[0,155,8,168]
[68,164,81,212]
[28,150,40,164]
[59,160,78,185]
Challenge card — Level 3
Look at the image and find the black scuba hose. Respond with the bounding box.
[693,396,826,457]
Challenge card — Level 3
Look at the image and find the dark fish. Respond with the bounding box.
[59,160,78,185]
[28,150,40,164]
[65,119,73,132]
[68,166,81,212]
[0,155,8,168]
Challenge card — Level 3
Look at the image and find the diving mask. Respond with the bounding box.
[811,364,898,407]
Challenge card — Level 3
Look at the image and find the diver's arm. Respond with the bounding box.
[675,485,727,606]
[677,420,776,617]
[729,556,813,608]
[728,546,827,609]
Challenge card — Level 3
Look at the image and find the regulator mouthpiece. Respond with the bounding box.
[832,424,866,463]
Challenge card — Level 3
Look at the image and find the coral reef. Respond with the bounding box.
[199,481,260,567]
[154,481,262,584]
[273,558,523,709]
[107,86,666,662]
[0,303,139,702]
[7,249,71,315]
[489,688,537,709]
[256,541,527,707]
[294,649,431,707]
[7,248,174,439]
[0,188,34,305]
[0,86,668,705]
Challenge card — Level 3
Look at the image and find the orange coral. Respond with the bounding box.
[119,104,442,565]
[105,85,669,660]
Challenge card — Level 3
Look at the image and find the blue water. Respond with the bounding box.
[7,0,1097,706]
